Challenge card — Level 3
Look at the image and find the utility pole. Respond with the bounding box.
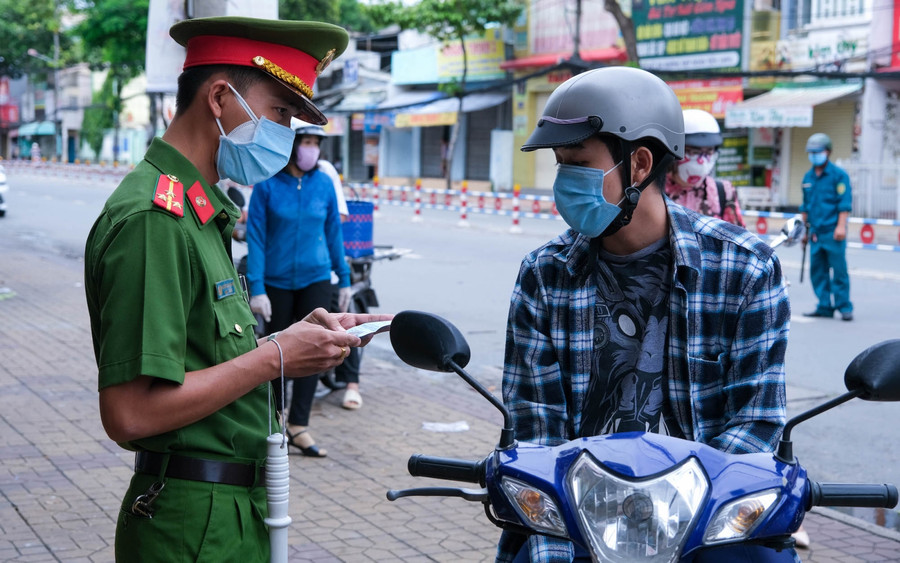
[569,0,587,71]
[53,27,62,161]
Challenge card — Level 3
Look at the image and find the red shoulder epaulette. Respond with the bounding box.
[151,174,185,218]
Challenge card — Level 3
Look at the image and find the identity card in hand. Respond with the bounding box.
[347,320,392,338]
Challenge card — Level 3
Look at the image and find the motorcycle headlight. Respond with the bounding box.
[704,488,780,544]
[500,477,568,537]
[567,454,708,563]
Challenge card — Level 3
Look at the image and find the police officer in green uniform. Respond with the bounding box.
[800,132,854,321]
[84,17,392,562]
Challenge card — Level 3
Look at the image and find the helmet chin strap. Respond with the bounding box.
[598,145,676,238]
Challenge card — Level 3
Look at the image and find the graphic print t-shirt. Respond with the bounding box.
[579,237,683,439]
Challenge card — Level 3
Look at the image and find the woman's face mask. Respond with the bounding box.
[552,161,624,238]
[676,148,717,186]
[295,142,321,171]
[214,83,295,185]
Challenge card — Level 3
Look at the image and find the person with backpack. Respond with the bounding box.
[665,109,745,228]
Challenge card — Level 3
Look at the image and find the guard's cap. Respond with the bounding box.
[170,16,349,125]
[806,132,833,152]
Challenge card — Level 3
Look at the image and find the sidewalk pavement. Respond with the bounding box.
[1,242,899,562]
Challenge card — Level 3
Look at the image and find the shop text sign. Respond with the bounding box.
[725,106,813,128]
[634,0,743,71]
[669,78,743,118]
[394,111,458,128]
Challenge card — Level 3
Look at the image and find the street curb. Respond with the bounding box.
[811,506,900,541]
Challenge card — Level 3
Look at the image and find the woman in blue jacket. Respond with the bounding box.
[247,123,351,457]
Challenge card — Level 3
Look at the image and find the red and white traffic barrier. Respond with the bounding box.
[510,184,522,233]
[412,178,423,222]
[458,181,470,227]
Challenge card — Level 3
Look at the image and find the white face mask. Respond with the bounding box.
[676,151,717,185]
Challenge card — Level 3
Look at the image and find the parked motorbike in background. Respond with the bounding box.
[318,244,410,393]
[225,184,410,390]
[386,309,899,562]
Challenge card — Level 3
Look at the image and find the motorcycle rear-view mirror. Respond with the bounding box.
[391,310,517,449]
[845,339,900,401]
[770,216,805,248]
[390,310,471,373]
[777,339,900,463]
[227,186,245,209]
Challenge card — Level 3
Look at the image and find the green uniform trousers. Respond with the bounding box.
[116,472,269,562]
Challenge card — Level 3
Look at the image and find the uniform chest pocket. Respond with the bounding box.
[213,297,259,364]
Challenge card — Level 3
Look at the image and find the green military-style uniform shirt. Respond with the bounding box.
[85,138,275,561]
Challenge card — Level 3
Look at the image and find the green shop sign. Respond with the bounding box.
[634,0,744,72]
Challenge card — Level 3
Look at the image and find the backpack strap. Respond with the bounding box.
[715,180,728,219]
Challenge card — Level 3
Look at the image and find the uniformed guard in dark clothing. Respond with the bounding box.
[84,17,391,562]
[800,133,854,321]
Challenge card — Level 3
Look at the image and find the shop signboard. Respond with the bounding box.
[394,111,457,128]
[668,78,743,118]
[716,134,751,186]
[634,0,744,72]
[436,29,506,82]
[725,106,813,128]
[777,29,868,73]
[393,29,506,85]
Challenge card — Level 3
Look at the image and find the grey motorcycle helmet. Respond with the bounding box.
[523,67,684,234]
[522,67,684,159]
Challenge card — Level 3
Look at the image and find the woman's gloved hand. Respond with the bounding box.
[250,293,272,322]
[338,287,352,313]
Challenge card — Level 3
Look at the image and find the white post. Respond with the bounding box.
[265,433,291,563]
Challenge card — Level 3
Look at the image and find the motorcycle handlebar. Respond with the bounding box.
[407,454,485,486]
[808,482,899,509]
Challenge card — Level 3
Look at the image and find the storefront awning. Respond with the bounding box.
[18,120,55,136]
[393,92,509,127]
[332,90,445,113]
[499,47,627,70]
[725,83,862,128]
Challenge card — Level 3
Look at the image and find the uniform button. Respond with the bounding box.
[235,324,243,333]
[219,212,228,219]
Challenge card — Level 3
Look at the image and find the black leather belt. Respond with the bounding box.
[135,451,264,487]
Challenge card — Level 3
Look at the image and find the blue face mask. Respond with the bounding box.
[808,151,828,167]
[215,84,295,185]
[552,162,624,238]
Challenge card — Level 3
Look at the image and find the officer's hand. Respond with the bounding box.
[834,224,847,241]
[250,294,272,323]
[338,287,352,312]
[302,308,393,335]
[276,313,360,377]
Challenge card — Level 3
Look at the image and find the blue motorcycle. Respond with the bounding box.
[386,310,900,562]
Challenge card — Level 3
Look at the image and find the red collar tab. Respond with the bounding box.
[152,174,185,218]
[187,182,216,225]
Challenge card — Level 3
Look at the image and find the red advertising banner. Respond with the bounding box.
[0,104,19,127]
[668,79,744,118]
[894,0,900,69]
